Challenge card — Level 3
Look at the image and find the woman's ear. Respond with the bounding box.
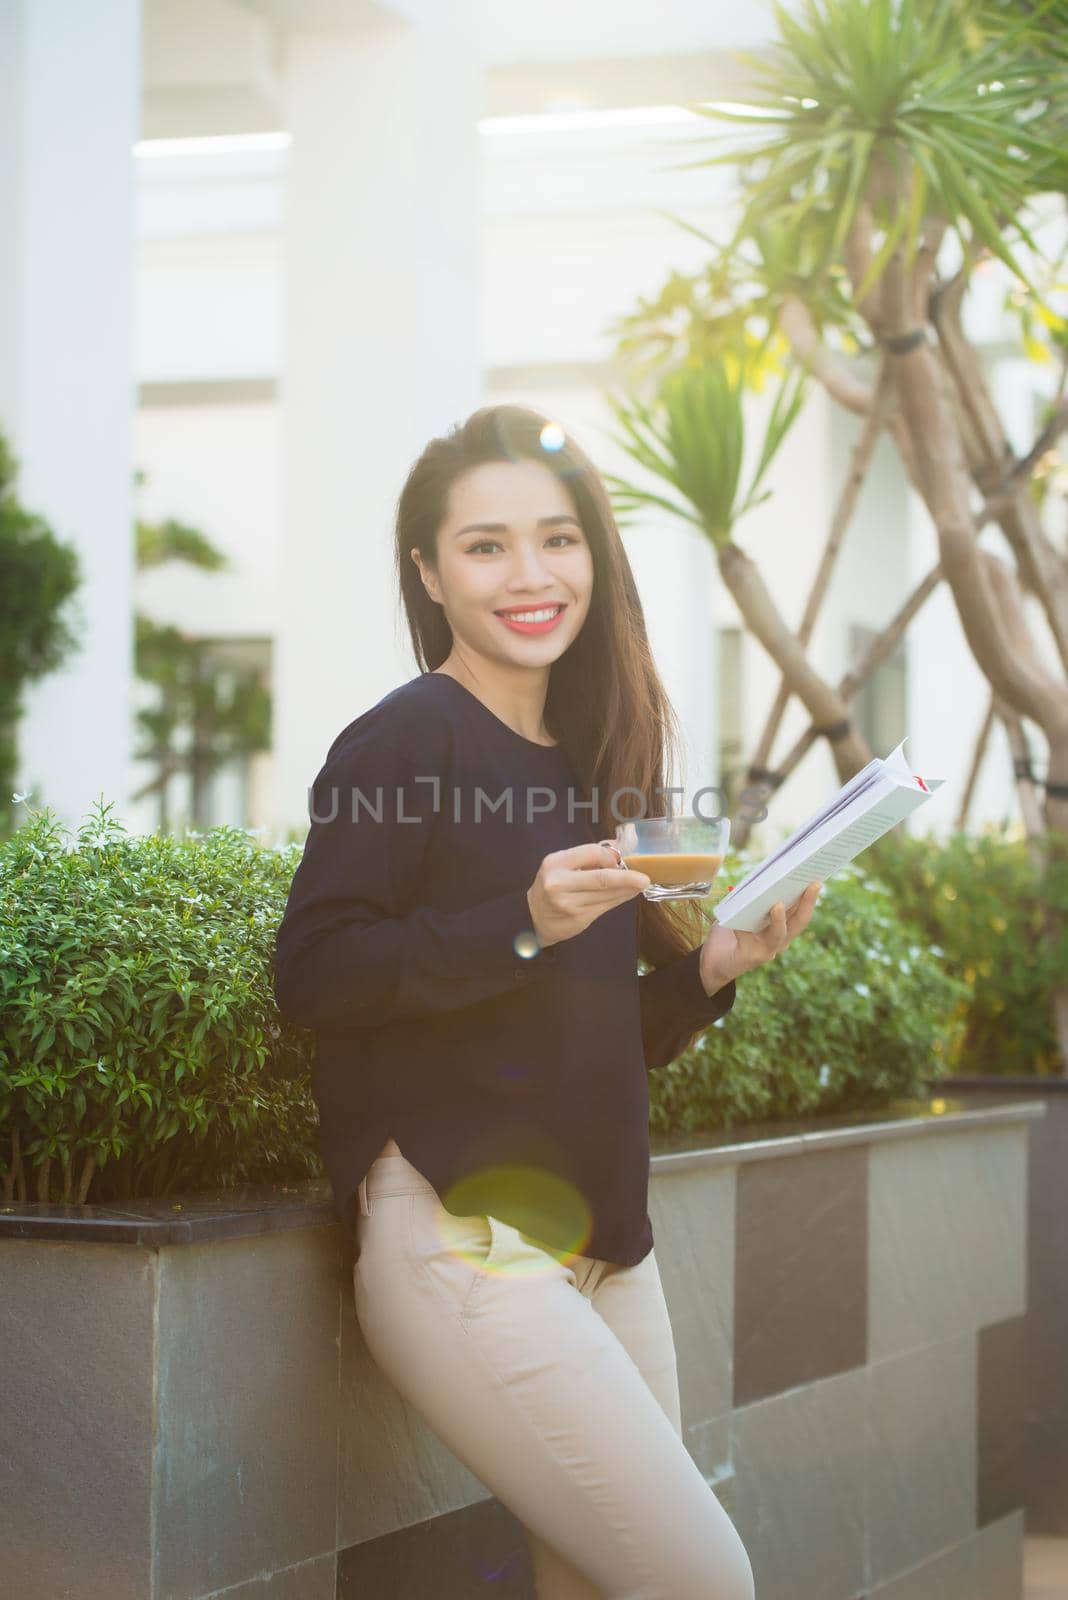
[411,547,442,606]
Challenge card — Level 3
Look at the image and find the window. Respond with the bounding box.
[848,623,906,756]
[135,636,272,834]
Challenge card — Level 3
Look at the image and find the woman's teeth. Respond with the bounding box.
[503,607,561,622]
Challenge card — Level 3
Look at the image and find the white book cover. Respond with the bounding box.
[712,738,946,934]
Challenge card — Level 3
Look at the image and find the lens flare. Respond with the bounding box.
[439,1162,594,1276]
[489,407,587,482]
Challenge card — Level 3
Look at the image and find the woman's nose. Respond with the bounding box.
[509,552,554,585]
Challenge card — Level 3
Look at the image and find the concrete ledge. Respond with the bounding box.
[0,1099,1040,1599]
[0,1096,1044,1244]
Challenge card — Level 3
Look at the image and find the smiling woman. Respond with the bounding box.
[409,454,594,737]
[276,403,756,1598]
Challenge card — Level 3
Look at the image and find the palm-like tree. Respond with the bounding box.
[603,0,1068,1060]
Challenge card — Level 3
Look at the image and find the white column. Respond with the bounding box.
[0,0,139,830]
[274,0,481,831]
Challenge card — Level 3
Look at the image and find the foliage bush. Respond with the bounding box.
[0,801,316,1206]
[647,848,970,1136]
[864,823,1068,1078]
[1,803,974,1208]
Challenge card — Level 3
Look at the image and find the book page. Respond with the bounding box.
[735,769,883,884]
[713,739,945,932]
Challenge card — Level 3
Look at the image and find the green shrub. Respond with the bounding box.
[647,850,970,1135]
[0,800,320,1206]
[864,823,1068,1078]
[1,802,972,1208]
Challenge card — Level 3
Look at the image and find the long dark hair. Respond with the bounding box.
[394,403,714,975]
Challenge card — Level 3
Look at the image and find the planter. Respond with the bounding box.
[0,1097,1041,1600]
[926,1074,1068,1539]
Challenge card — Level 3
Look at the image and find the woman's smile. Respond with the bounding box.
[494,602,569,635]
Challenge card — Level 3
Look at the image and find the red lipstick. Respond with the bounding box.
[494,603,568,636]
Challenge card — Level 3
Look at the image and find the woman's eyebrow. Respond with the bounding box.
[453,515,581,538]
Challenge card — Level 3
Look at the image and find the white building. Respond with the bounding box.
[2,0,1062,853]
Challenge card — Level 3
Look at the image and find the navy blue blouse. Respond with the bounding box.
[273,670,736,1266]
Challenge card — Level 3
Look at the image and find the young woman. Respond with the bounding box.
[273,405,821,1600]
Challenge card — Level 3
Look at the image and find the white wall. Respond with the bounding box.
[126,46,1064,845]
[477,0,776,60]
[134,402,281,643]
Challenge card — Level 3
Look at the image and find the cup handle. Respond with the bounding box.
[598,839,626,869]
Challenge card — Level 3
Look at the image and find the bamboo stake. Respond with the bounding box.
[994,697,1046,870]
[957,693,996,832]
[734,360,895,847]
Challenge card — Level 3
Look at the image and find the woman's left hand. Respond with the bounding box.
[699,881,823,995]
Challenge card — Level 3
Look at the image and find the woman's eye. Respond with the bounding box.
[465,534,579,555]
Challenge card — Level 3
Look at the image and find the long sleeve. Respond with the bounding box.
[273,727,557,1031]
[639,944,737,1073]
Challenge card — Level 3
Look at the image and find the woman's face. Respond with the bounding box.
[414,458,594,670]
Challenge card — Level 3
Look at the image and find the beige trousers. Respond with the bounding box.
[352,1146,755,1600]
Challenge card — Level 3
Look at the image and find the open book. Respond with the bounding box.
[712,738,946,934]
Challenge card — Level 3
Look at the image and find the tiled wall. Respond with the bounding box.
[943,1081,1068,1539]
[657,1124,1028,1600]
[312,1120,1030,1600]
[0,1119,1031,1599]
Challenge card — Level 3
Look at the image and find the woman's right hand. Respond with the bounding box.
[526,842,651,948]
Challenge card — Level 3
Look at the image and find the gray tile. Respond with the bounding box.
[337,1262,487,1548]
[973,1510,1025,1600]
[870,1535,974,1599]
[707,1467,738,1527]
[868,1334,977,1587]
[155,1226,341,1598]
[195,1552,337,1599]
[0,1240,156,1600]
[731,1366,868,1600]
[977,1314,1026,1527]
[870,1511,1024,1600]
[649,1164,735,1431]
[338,1497,533,1598]
[1022,1093,1068,1537]
[686,1415,732,1487]
[733,1145,868,1405]
[869,1128,1027,1363]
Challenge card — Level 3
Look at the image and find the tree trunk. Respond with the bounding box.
[733,361,895,847]
[853,206,1068,1072]
[717,540,873,802]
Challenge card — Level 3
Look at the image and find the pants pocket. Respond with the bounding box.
[408,1190,504,1325]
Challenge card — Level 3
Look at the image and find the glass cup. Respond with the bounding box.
[611,816,730,901]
